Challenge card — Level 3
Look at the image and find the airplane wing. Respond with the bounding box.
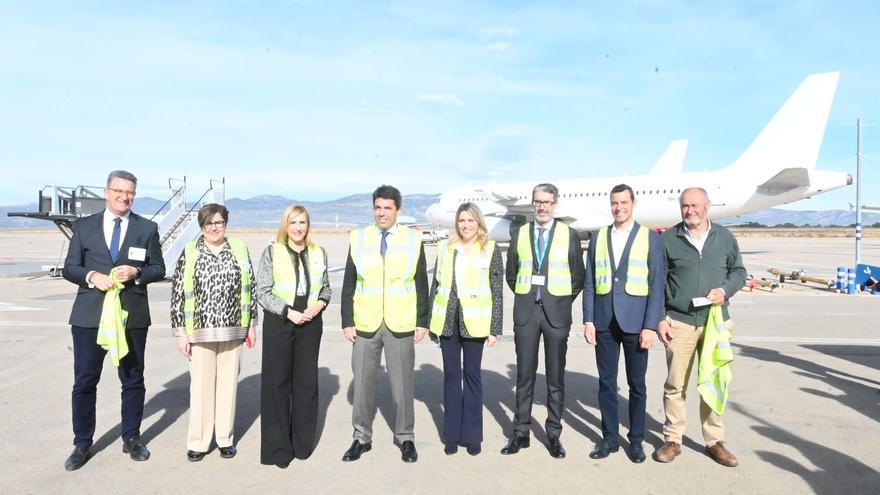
[756,167,811,194]
[649,140,688,175]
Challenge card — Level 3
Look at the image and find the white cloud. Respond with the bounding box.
[486,42,510,51]
[481,27,519,37]
[417,93,465,107]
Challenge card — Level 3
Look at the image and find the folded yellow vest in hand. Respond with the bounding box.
[97,269,129,366]
[697,305,733,415]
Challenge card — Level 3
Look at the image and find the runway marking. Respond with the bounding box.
[0,302,46,312]
[735,336,880,345]
[0,321,173,330]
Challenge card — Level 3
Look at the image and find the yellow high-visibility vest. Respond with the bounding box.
[350,224,421,333]
[593,225,650,296]
[271,242,325,307]
[697,306,733,415]
[429,239,495,337]
[97,269,129,366]
[513,222,572,296]
[183,237,253,335]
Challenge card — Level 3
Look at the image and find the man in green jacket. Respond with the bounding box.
[653,187,747,468]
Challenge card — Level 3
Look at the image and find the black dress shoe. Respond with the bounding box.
[187,450,206,462]
[219,445,237,459]
[122,437,150,461]
[64,445,90,471]
[500,434,530,455]
[589,440,620,459]
[400,440,418,463]
[626,442,646,463]
[466,444,481,456]
[548,437,566,459]
[444,443,458,455]
[342,440,371,462]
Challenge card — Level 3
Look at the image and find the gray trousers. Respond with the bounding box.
[351,323,415,444]
[513,304,569,439]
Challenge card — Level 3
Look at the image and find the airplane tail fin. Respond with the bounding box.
[649,140,688,175]
[725,72,839,180]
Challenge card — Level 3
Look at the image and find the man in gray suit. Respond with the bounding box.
[61,170,165,471]
[340,185,429,463]
[583,184,664,463]
[502,183,585,459]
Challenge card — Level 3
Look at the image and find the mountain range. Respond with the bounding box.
[2,194,878,229]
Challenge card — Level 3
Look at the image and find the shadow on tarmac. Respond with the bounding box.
[91,372,190,455]
[342,359,679,454]
[736,343,880,424]
[733,403,880,492]
[90,366,342,456]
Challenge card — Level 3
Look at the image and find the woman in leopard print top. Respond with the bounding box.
[170,204,257,462]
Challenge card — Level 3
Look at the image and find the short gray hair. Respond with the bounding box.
[532,183,559,202]
[106,170,138,187]
[679,187,710,204]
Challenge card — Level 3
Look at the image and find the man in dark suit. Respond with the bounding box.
[61,170,165,471]
[501,183,585,459]
[583,184,664,463]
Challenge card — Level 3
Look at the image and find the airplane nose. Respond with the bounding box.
[426,204,438,222]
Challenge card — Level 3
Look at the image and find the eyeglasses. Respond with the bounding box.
[108,188,136,197]
[204,221,227,229]
[532,200,556,208]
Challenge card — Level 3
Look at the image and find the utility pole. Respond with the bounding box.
[856,118,862,266]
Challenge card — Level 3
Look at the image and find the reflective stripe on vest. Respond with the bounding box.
[513,222,573,296]
[697,306,733,415]
[271,242,325,307]
[429,239,494,337]
[593,225,650,296]
[183,237,253,335]
[350,224,421,333]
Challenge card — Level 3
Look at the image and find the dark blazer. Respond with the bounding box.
[62,210,166,328]
[582,223,664,333]
[505,220,585,328]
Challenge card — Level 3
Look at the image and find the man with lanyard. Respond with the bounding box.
[501,183,585,459]
[654,187,746,467]
[582,184,664,463]
[341,185,429,463]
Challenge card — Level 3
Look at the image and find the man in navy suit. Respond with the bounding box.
[582,184,664,463]
[61,170,165,471]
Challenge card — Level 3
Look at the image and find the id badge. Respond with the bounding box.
[531,274,546,287]
[691,297,711,307]
[128,247,146,261]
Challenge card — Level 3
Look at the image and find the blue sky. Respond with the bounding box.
[1,1,878,211]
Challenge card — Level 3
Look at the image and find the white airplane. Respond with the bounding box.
[425,72,852,241]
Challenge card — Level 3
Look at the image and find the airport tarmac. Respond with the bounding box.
[1,230,878,494]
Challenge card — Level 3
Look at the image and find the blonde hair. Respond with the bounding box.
[451,202,489,248]
[275,204,311,246]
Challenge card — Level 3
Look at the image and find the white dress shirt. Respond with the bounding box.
[103,209,131,250]
[684,220,711,255]
[610,221,634,269]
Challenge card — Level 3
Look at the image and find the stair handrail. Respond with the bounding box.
[160,185,215,247]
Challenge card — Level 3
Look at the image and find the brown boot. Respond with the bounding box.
[706,441,738,467]
[652,441,681,463]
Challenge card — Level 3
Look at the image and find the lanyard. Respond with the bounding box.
[534,229,547,268]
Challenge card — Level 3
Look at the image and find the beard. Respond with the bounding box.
[683,215,703,228]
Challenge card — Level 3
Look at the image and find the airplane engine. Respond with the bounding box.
[483,217,514,242]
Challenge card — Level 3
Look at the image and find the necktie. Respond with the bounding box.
[109,217,122,263]
[535,227,546,302]
[380,231,389,258]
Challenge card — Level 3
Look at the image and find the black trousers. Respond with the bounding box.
[595,317,648,443]
[513,304,568,439]
[260,309,322,465]
[439,315,485,446]
[71,325,148,447]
